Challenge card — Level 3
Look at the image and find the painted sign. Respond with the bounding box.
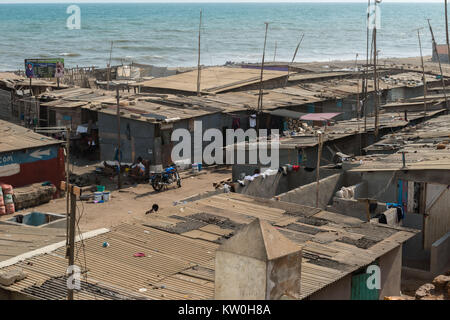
[0,164,20,177]
[0,146,59,167]
[25,59,65,79]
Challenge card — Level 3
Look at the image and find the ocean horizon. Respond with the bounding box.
[0,2,447,71]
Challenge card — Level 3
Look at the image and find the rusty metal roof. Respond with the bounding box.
[350,113,450,172]
[0,193,416,300]
[0,225,66,263]
[0,119,62,154]
[139,66,288,95]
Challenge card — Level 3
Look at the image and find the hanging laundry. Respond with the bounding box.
[244,174,260,182]
[378,214,388,224]
[386,203,404,221]
[261,169,278,178]
[278,166,288,176]
[249,114,257,128]
[232,117,241,130]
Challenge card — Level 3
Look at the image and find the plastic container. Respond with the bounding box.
[103,191,110,202]
[192,163,199,173]
[197,163,202,172]
[1,184,13,195]
[94,192,103,203]
[0,206,6,215]
[3,193,13,205]
[96,185,106,192]
[5,203,15,215]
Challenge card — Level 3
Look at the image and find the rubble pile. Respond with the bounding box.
[414,273,450,300]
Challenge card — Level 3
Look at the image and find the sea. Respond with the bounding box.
[0,2,448,71]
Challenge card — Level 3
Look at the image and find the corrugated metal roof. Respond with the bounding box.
[139,67,288,94]
[0,120,62,154]
[0,193,416,300]
[0,225,66,262]
[301,113,341,121]
[350,113,450,172]
[88,99,222,123]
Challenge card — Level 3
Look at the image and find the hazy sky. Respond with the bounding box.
[0,0,445,3]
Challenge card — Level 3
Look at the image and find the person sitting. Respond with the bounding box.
[131,157,146,179]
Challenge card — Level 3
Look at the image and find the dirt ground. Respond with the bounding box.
[19,166,232,231]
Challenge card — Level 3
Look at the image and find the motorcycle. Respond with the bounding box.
[150,165,182,192]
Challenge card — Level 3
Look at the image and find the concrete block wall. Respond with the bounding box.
[360,171,398,203]
[430,231,450,275]
[308,274,352,300]
[215,251,267,300]
[276,173,344,209]
[328,198,386,221]
[379,245,403,299]
[236,168,340,199]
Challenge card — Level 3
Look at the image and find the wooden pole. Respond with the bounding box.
[417,28,428,117]
[116,87,122,190]
[67,190,76,300]
[257,22,269,132]
[273,41,277,62]
[356,53,362,154]
[315,133,323,208]
[428,19,449,111]
[366,200,371,222]
[107,41,113,91]
[373,3,379,138]
[65,128,71,250]
[446,0,450,64]
[284,33,304,88]
[197,10,202,97]
[363,0,371,137]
